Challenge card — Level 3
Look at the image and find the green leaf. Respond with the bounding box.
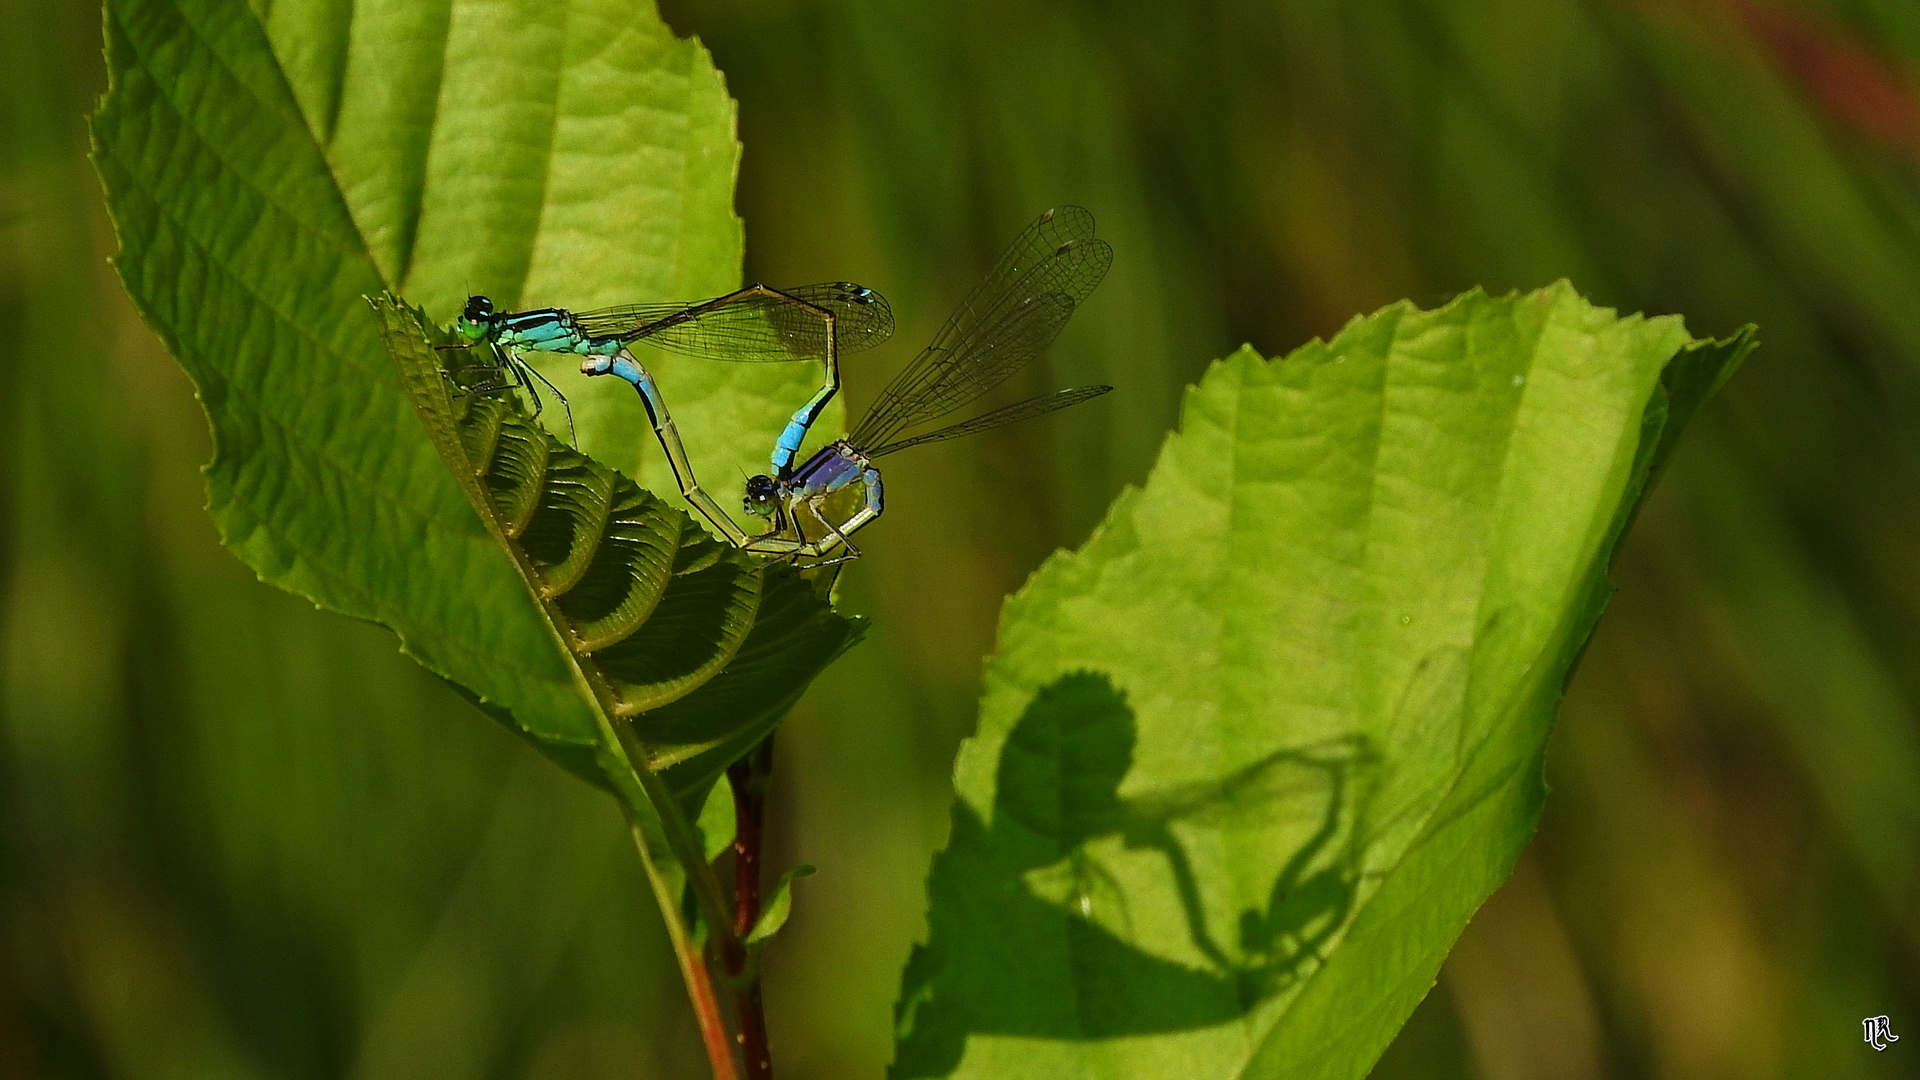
[90,0,854,791]
[891,283,1754,1080]
[370,297,858,796]
[698,777,739,865]
[747,864,817,949]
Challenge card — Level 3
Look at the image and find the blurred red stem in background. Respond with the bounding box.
[1729,0,1920,155]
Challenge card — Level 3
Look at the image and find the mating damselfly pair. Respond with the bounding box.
[443,207,1112,567]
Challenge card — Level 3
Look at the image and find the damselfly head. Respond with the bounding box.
[455,295,497,340]
[743,474,779,518]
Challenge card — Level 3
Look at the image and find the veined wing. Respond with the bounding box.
[849,208,1110,450]
[927,206,1108,359]
[849,293,1075,449]
[571,282,894,362]
[866,385,1112,459]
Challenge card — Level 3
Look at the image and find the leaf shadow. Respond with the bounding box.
[893,672,1375,1078]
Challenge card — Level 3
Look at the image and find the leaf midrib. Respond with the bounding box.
[374,0,453,287]
[1227,300,1674,1079]
[141,0,385,282]
[108,4,586,697]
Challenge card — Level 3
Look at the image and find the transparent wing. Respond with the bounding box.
[850,292,1075,449]
[929,206,1107,358]
[848,207,1111,451]
[866,385,1112,460]
[571,282,894,362]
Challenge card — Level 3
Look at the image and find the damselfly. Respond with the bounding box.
[444,283,894,448]
[587,206,1112,566]
[445,283,892,540]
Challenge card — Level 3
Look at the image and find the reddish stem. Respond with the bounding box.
[727,738,776,1080]
[680,927,743,1080]
[624,818,740,1080]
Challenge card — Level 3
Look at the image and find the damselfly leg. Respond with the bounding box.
[436,340,578,444]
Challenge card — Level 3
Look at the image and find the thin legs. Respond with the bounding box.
[736,466,883,565]
[442,343,578,444]
[625,284,843,476]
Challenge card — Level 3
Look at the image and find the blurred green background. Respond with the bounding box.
[4,0,1918,1077]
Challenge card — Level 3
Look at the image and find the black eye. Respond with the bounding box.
[463,296,494,322]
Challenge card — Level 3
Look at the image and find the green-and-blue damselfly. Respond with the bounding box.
[445,283,894,540]
[585,206,1112,566]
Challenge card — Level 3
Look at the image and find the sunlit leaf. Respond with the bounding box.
[747,864,817,948]
[91,0,851,791]
[892,283,1754,1080]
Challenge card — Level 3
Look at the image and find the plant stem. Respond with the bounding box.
[727,735,777,1080]
[625,818,741,1080]
[384,313,749,1079]
[609,723,742,956]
